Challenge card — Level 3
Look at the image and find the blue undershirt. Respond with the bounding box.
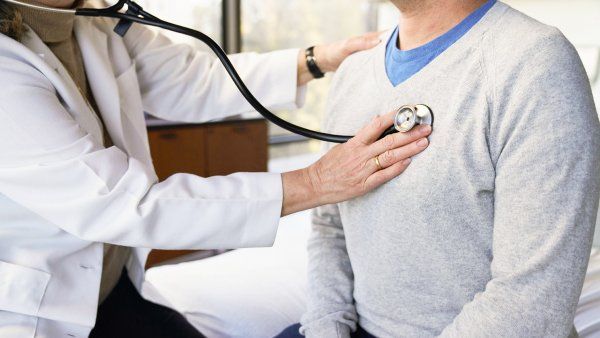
[385,0,496,86]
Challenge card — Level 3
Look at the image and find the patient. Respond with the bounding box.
[277,0,600,337]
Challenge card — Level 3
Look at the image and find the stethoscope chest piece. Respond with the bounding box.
[394,104,434,133]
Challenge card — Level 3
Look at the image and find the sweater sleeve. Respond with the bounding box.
[439,30,600,337]
[300,204,358,338]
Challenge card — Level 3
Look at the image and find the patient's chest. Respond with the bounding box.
[336,89,496,269]
[326,59,497,331]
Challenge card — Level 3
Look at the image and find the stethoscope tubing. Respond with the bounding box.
[74,1,355,143]
[3,0,419,143]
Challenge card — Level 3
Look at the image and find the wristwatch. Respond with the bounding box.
[305,46,325,79]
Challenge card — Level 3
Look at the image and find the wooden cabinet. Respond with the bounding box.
[145,119,268,268]
[204,121,268,176]
[148,127,208,180]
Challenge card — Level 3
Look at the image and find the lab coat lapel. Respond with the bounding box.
[19,27,104,144]
[75,19,154,166]
[74,19,129,152]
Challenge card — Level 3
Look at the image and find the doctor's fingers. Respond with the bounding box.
[364,158,413,192]
[343,31,383,54]
[368,137,429,173]
[353,110,400,145]
[367,124,432,158]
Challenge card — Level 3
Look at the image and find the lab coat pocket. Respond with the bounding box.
[0,261,50,317]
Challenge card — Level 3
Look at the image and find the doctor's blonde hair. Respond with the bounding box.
[0,3,23,41]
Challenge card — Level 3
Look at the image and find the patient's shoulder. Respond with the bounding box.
[338,44,379,74]
[482,5,579,74]
[335,32,387,80]
[328,34,385,98]
[322,38,386,137]
[477,3,585,110]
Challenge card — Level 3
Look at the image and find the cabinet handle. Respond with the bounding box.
[159,133,178,140]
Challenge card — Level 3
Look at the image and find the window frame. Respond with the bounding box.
[222,0,242,53]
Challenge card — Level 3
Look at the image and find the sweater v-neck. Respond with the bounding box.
[373,1,509,94]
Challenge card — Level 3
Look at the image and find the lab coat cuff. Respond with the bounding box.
[240,172,283,247]
[265,48,307,110]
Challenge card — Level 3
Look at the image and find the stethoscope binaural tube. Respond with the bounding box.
[2,0,434,143]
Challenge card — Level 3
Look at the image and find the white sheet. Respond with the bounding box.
[142,210,311,338]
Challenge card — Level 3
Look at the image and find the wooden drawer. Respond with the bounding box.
[145,119,268,269]
[148,127,207,180]
[204,120,268,176]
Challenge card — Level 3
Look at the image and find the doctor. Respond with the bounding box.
[0,0,432,337]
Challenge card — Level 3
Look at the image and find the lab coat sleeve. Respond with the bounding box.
[300,204,357,338]
[122,23,306,123]
[0,57,282,250]
[439,31,600,337]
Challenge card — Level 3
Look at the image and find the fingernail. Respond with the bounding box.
[403,158,412,165]
[417,138,429,147]
[371,39,382,44]
[421,125,432,133]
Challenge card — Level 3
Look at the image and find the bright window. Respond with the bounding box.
[134,0,222,51]
[241,0,378,142]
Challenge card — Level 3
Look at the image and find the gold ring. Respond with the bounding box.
[374,155,383,170]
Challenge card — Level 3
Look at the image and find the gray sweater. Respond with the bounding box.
[300,2,600,337]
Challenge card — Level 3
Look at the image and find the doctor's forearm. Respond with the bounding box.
[297,50,315,86]
[296,34,382,86]
[296,45,336,86]
[295,45,370,86]
[281,169,320,216]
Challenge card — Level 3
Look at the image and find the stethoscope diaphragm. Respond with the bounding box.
[394,104,434,133]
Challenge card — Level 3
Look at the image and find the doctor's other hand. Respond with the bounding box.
[297,31,382,85]
[281,110,432,216]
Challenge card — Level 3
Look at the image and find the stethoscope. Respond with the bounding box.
[2,0,434,143]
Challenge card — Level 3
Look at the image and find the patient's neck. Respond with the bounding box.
[394,0,487,50]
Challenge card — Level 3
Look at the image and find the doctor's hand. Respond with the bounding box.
[281,110,432,216]
[297,31,382,85]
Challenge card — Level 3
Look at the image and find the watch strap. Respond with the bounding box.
[305,46,325,79]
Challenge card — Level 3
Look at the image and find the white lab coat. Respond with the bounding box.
[0,15,304,338]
